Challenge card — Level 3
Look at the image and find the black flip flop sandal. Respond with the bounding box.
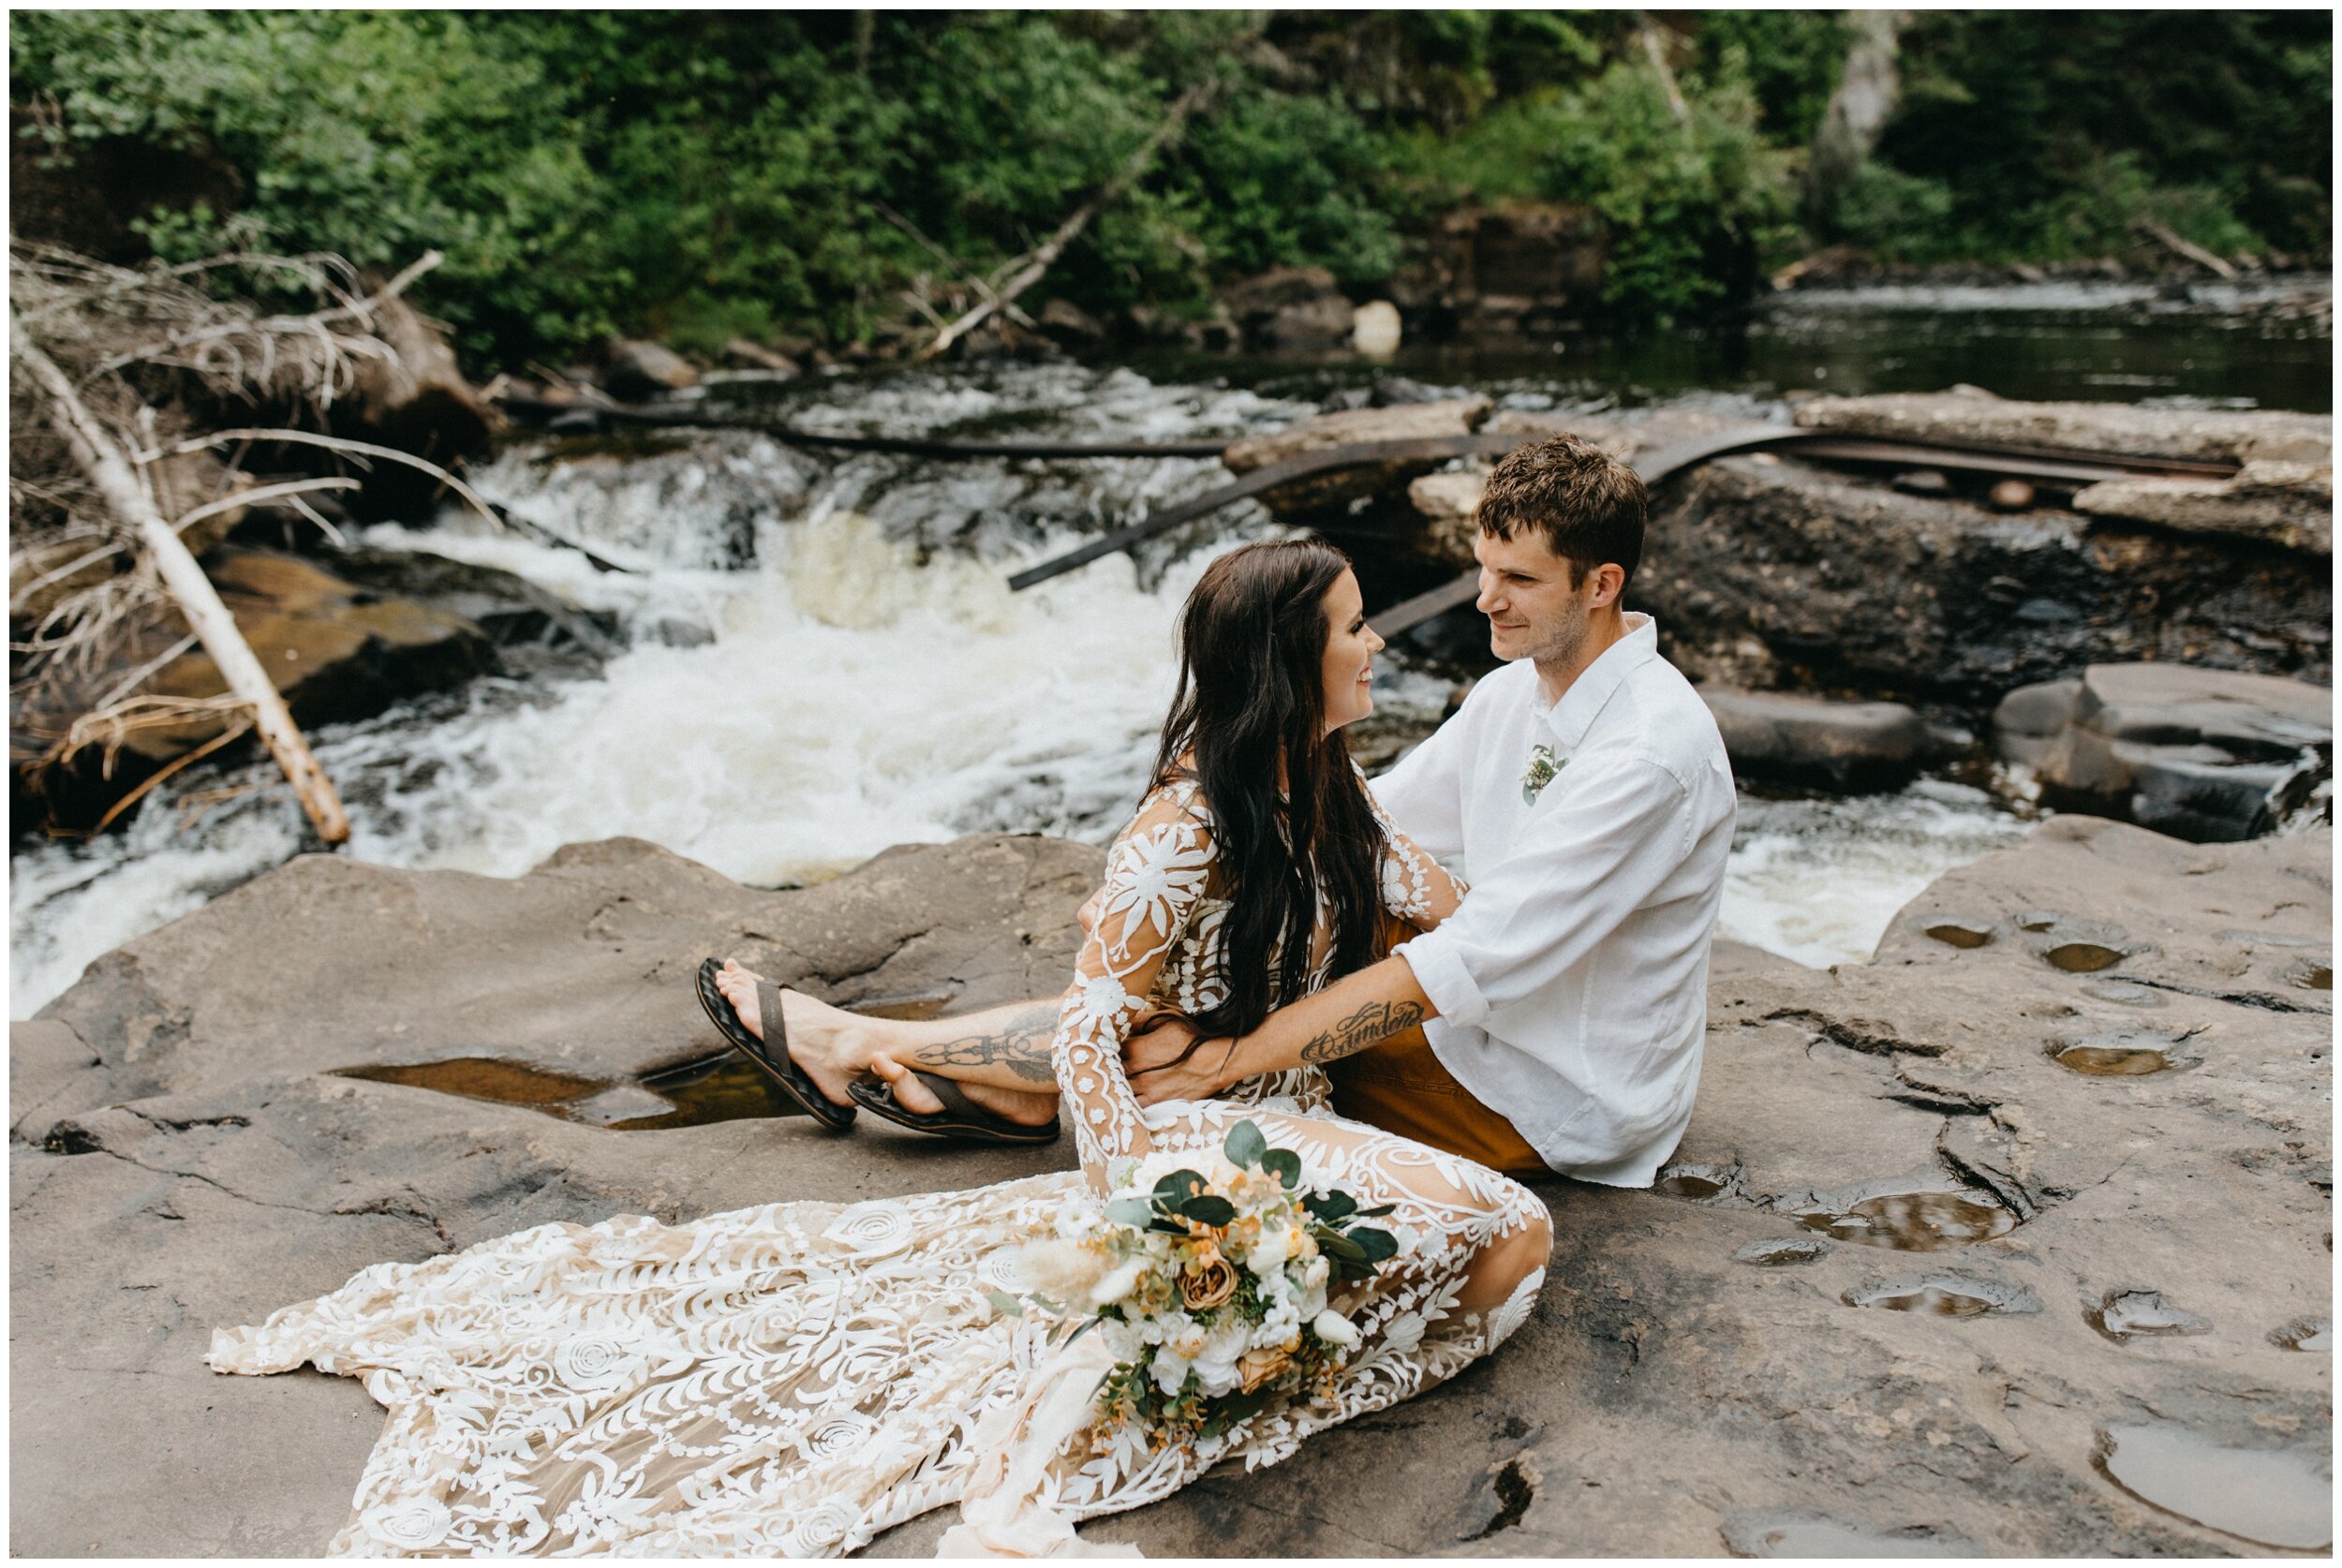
[695,958,856,1132]
[847,1071,1061,1146]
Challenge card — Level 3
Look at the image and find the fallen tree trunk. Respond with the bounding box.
[10,311,350,844]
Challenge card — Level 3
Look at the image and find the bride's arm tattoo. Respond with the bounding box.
[909,1001,1061,1084]
[1297,998,1425,1064]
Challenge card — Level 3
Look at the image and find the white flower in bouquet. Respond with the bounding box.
[1311,1309,1362,1349]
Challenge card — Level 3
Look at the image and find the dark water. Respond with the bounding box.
[1121,276,2333,415]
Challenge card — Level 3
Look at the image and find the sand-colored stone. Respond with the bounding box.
[11,821,2331,1556]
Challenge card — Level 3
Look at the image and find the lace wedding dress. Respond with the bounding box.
[210,778,1550,1557]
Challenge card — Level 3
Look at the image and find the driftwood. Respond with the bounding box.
[10,312,351,844]
[917,78,1219,360]
[2135,218,2241,281]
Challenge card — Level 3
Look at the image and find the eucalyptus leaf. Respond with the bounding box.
[1223,1119,1267,1169]
[984,1290,1023,1316]
[1355,1202,1397,1218]
[1351,1225,1398,1262]
[1104,1196,1157,1228]
[1261,1148,1302,1189]
[1319,1232,1368,1262]
[1155,1169,1206,1204]
[1179,1194,1238,1226]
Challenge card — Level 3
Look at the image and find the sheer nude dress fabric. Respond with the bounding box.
[209,777,1550,1557]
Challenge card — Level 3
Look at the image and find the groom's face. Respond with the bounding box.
[1474,528,1594,665]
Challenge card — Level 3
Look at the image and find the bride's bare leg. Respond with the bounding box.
[713,962,1060,1122]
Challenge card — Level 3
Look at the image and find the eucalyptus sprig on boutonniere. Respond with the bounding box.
[1520,743,1562,805]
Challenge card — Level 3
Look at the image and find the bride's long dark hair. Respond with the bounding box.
[1149,539,1389,1041]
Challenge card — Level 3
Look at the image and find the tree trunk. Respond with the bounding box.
[10,312,351,844]
[1807,11,1906,226]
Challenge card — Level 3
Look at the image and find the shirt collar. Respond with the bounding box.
[1541,612,1659,748]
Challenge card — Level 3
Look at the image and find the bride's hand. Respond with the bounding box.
[1122,1010,1228,1105]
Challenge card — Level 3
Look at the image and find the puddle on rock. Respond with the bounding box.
[1844,1274,2039,1317]
[333,996,957,1132]
[1655,1161,1742,1201]
[2271,1316,2333,1352]
[1793,1191,2016,1251]
[1922,922,1994,950]
[2290,961,2333,992]
[2095,1422,2332,1550]
[1733,1236,1832,1267]
[2086,1289,2211,1341]
[2047,1029,2199,1076]
[338,1057,611,1107]
[2044,942,2127,973]
[613,1055,807,1130]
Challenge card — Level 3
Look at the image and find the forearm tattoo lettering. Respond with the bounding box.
[911,1002,1060,1084]
[1296,998,1425,1064]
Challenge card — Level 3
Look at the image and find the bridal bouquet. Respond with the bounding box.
[989,1119,1401,1443]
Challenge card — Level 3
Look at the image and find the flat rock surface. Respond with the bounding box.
[12,821,2331,1557]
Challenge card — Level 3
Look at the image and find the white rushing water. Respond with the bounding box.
[10,364,2035,1014]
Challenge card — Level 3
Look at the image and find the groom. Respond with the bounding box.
[736,433,1737,1186]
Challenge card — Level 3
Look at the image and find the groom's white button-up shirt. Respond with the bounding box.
[1374,613,1735,1187]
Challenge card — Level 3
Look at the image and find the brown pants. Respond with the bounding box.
[1328,1023,1545,1176]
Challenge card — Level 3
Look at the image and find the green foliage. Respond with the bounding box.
[11,10,2330,363]
[1873,10,2331,261]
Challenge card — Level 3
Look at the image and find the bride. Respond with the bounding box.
[209,539,1552,1557]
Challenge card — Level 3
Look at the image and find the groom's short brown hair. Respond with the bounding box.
[1476,434,1647,589]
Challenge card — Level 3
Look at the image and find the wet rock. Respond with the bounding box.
[14,817,2331,1557]
[2007,662,2334,841]
[12,548,503,835]
[2074,459,2333,555]
[1698,688,1930,791]
[2095,1422,2331,1550]
[1223,396,1492,515]
[340,288,498,512]
[1634,454,2333,702]
[1794,391,2333,467]
[601,338,699,399]
[1216,266,1355,353]
[1034,298,1106,348]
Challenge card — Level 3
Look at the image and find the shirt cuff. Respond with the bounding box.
[1397,930,1489,1029]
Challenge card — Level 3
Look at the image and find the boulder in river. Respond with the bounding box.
[601,338,700,400]
[1217,265,1356,352]
[2073,460,2333,555]
[12,546,606,836]
[1698,688,1933,791]
[10,817,2330,1555]
[1633,451,2332,700]
[1996,662,2333,841]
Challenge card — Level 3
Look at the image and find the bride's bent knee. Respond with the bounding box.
[1457,1206,1551,1314]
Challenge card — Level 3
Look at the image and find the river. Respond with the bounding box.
[10,278,2329,1015]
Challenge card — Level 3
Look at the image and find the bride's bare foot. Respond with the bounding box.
[870,1052,1060,1126]
[715,959,875,1108]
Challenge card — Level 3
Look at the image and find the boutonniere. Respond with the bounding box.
[1520,743,1563,805]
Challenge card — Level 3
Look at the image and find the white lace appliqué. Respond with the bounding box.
[209,778,1546,1558]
